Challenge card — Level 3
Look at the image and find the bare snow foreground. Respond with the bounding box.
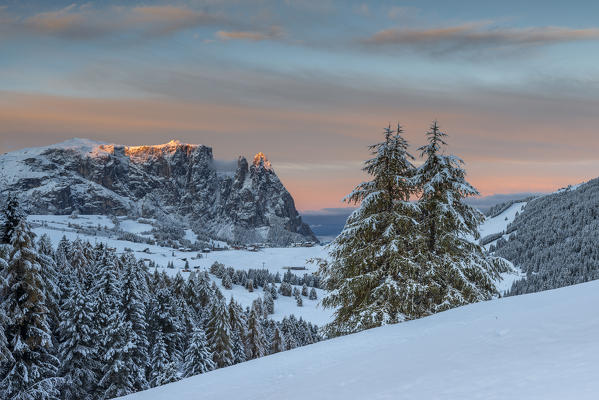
[120,280,599,400]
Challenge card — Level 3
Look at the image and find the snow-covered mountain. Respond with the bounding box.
[119,279,599,400]
[0,138,316,245]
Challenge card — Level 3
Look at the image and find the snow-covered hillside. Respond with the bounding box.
[120,279,599,400]
[478,201,526,241]
[475,202,526,293]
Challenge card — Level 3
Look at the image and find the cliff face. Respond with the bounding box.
[0,139,317,245]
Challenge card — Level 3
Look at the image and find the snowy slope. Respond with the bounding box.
[120,279,599,400]
[474,202,527,293]
[478,201,526,240]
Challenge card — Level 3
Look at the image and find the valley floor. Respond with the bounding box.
[28,214,332,325]
[119,279,599,400]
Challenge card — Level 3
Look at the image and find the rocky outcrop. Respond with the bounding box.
[0,139,317,245]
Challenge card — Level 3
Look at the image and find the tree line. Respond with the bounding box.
[0,198,320,400]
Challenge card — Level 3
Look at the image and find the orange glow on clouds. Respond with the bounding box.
[1,90,598,211]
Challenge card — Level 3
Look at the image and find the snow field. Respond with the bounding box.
[120,279,599,400]
[478,201,526,243]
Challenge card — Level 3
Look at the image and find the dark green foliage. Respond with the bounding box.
[206,299,233,368]
[320,122,508,337]
[0,220,61,399]
[1,195,24,245]
[320,124,421,335]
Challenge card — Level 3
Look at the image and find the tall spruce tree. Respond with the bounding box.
[149,333,179,388]
[36,235,61,335]
[68,238,93,290]
[1,195,24,245]
[0,220,61,399]
[206,299,233,369]
[58,277,99,400]
[271,326,285,354]
[246,309,265,359]
[148,287,184,366]
[183,326,215,377]
[413,121,506,312]
[120,255,150,392]
[227,298,247,365]
[319,124,421,336]
[92,250,136,399]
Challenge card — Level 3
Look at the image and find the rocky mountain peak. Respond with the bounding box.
[252,152,272,170]
[0,138,317,245]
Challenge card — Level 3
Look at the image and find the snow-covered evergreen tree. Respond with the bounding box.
[120,254,150,391]
[1,195,24,245]
[295,290,303,307]
[171,272,186,298]
[148,287,184,365]
[0,220,61,399]
[263,291,274,314]
[149,333,178,388]
[68,238,93,289]
[246,309,266,359]
[92,250,137,399]
[206,299,233,368]
[36,234,61,333]
[271,325,285,354]
[319,124,421,336]
[58,277,99,400]
[0,255,13,379]
[280,316,299,350]
[186,271,213,313]
[227,298,247,365]
[53,236,72,298]
[413,121,505,313]
[222,273,233,289]
[183,326,215,377]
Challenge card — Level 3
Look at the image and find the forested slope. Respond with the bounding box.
[493,179,599,295]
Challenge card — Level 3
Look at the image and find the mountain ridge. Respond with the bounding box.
[0,138,317,245]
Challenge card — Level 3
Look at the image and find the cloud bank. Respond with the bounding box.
[3,4,228,40]
[363,23,599,55]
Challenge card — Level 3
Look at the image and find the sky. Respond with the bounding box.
[1,1,599,211]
